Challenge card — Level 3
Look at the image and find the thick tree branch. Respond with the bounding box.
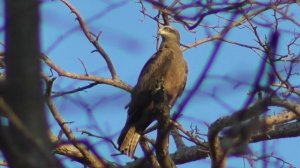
[49,132,120,168]
[171,128,186,151]
[208,96,300,167]
[154,78,176,168]
[251,121,300,142]
[156,104,175,168]
[126,114,300,167]
[1,1,62,167]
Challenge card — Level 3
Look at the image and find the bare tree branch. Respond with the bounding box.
[60,0,118,79]
[41,54,132,92]
[45,77,109,168]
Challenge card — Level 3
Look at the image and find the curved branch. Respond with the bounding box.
[126,108,300,167]
[41,54,132,92]
[45,77,108,168]
[60,0,118,80]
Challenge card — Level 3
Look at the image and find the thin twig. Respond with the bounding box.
[60,0,118,80]
[41,54,132,92]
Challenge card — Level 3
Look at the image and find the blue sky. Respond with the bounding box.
[1,0,300,167]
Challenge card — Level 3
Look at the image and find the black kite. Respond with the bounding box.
[118,26,188,158]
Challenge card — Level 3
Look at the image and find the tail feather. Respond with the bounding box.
[128,133,140,158]
[118,126,141,158]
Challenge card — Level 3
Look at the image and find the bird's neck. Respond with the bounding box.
[159,39,180,50]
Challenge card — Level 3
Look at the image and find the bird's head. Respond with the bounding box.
[158,26,180,43]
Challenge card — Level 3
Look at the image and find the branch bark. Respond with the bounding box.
[45,77,109,168]
[41,54,132,92]
[126,116,300,167]
[156,104,176,168]
[0,1,62,167]
[60,0,118,80]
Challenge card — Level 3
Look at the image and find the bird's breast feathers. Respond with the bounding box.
[136,47,186,93]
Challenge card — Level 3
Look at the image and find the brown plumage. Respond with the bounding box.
[117,26,188,158]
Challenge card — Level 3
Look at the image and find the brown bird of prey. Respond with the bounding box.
[117,26,188,158]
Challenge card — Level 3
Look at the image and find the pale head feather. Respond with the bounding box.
[158,26,180,42]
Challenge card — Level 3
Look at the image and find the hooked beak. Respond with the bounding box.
[158,28,165,36]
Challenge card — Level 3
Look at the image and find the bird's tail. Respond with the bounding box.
[118,126,141,158]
